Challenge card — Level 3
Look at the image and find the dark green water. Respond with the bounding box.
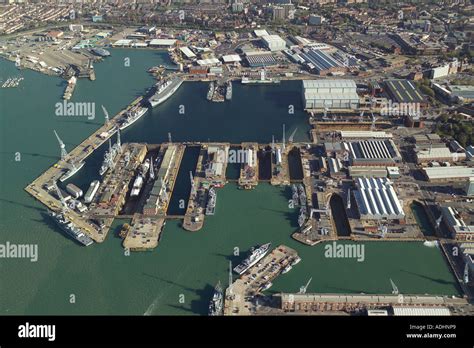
[0,50,461,315]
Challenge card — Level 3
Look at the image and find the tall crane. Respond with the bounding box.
[436,214,443,228]
[299,277,312,294]
[189,171,195,195]
[53,181,67,212]
[101,105,110,125]
[53,130,68,160]
[288,127,298,143]
[371,112,377,131]
[390,278,399,295]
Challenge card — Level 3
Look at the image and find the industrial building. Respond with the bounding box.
[261,35,287,52]
[346,139,402,166]
[466,177,474,196]
[441,206,474,241]
[302,79,359,109]
[384,79,426,105]
[349,166,388,179]
[339,131,393,139]
[148,39,176,48]
[415,146,465,164]
[299,48,347,76]
[423,166,474,182]
[353,177,405,221]
[244,51,277,67]
[179,46,196,59]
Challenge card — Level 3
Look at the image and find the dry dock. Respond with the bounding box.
[270,144,290,186]
[238,143,259,189]
[224,245,299,315]
[183,146,206,231]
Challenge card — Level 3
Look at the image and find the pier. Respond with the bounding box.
[122,216,165,251]
[224,245,299,315]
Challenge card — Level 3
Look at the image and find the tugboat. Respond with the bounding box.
[207,81,214,101]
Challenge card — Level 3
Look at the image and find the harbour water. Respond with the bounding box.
[0,50,461,315]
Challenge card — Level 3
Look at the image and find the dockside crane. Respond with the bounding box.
[299,277,312,294]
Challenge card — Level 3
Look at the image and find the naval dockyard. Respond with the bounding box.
[1,9,469,317]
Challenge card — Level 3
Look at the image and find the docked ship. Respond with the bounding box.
[148,77,183,108]
[130,159,150,197]
[298,207,306,228]
[99,132,122,176]
[59,161,85,182]
[260,282,273,292]
[90,47,111,57]
[208,281,224,316]
[292,184,299,206]
[207,81,214,101]
[225,81,232,100]
[48,210,94,246]
[241,69,280,85]
[233,243,271,275]
[298,184,306,206]
[205,187,217,215]
[119,106,148,131]
[281,264,292,274]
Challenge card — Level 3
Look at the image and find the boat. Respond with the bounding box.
[90,47,111,57]
[292,184,299,205]
[205,187,217,215]
[291,256,301,266]
[225,81,232,100]
[241,69,280,85]
[281,264,292,274]
[84,180,100,204]
[260,282,273,291]
[48,210,94,246]
[233,243,271,275]
[119,106,148,131]
[298,208,306,227]
[298,184,307,206]
[99,134,122,176]
[207,81,214,101]
[208,281,224,316]
[130,159,150,197]
[59,161,85,182]
[148,77,183,108]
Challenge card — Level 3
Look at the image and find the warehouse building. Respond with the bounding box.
[299,48,347,76]
[261,34,287,51]
[415,146,465,164]
[423,166,474,182]
[349,166,388,179]
[441,206,474,241]
[179,46,196,59]
[384,79,426,106]
[302,79,359,109]
[354,177,405,221]
[149,39,176,48]
[346,139,402,166]
[339,131,393,139]
[244,51,277,67]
